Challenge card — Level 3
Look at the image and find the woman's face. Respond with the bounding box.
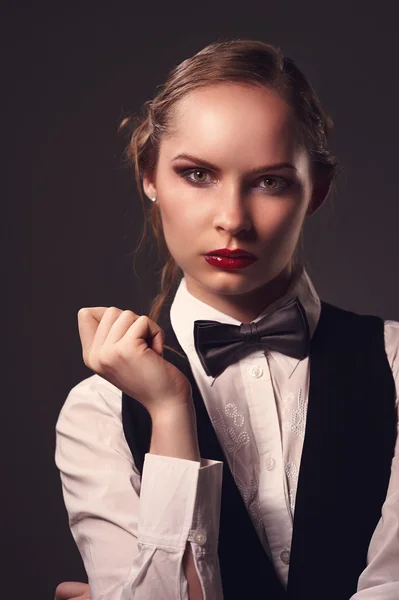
[143,83,328,320]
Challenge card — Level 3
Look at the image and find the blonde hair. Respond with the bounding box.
[119,38,342,332]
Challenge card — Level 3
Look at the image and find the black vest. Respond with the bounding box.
[121,300,397,600]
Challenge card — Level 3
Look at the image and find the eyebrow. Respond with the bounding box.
[172,153,297,175]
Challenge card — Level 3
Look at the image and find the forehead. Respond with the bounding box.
[160,83,302,164]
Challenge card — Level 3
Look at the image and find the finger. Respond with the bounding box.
[89,306,123,352]
[120,315,165,355]
[54,581,90,600]
[77,307,108,360]
[107,310,140,344]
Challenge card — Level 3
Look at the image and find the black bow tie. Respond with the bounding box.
[193,296,310,378]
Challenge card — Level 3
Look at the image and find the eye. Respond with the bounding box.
[176,166,292,194]
[257,176,290,193]
[181,168,212,185]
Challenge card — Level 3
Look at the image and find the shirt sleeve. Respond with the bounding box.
[54,374,224,600]
[350,320,399,599]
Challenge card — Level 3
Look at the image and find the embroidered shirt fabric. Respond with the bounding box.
[55,264,399,600]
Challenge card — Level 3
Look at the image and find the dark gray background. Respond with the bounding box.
[3,2,398,598]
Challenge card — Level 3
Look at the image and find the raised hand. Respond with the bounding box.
[77,307,192,417]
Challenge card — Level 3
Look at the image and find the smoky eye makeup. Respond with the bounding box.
[173,165,213,184]
[172,163,296,194]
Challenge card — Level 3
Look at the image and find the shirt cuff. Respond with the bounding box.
[138,453,223,552]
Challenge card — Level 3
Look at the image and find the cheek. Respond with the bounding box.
[256,198,306,239]
[158,182,205,233]
[161,200,199,234]
[157,195,203,259]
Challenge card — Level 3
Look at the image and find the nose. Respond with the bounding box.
[212,188,252,236]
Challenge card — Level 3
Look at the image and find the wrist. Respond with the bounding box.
[149,391,194,422]
[149,402,200,462]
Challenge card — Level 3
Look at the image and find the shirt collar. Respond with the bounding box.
[170,263,321,383]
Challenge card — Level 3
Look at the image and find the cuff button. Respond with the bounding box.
[194,530,207,545]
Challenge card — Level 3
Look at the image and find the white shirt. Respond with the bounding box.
[55,264,399,599]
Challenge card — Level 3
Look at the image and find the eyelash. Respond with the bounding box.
[177,167,292,194]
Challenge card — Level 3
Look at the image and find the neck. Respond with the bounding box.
[184,262,297,324]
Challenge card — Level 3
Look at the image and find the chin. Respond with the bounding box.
[202,271,274,296]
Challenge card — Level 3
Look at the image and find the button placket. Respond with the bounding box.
[245,352,292,573]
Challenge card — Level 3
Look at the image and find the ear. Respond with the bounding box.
[142,169,157,201]
[307,175,333,216]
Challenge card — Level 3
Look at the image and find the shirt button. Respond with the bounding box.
[194,530,207,545]
[265,457,276,471]
[251,365,263,378]
[280,550,290,565]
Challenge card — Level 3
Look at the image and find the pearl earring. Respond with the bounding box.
[150,195,157,202]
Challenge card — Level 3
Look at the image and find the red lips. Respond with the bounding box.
[205,248,257,259]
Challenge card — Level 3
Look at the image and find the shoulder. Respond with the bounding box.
[321,303,399,397]
[57,373,122,426]
[55,374,135,468]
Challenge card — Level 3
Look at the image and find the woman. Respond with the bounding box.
[54,39,399,600]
